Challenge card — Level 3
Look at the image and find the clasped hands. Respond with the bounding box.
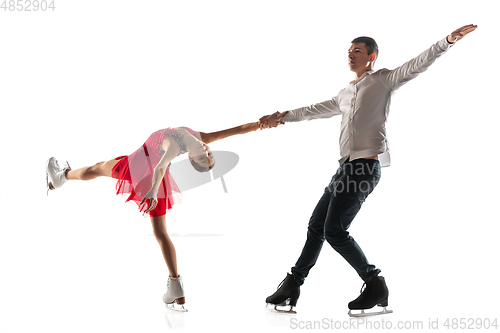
[259,111,289,130]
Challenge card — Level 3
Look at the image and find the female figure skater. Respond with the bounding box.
[46,119,284,311]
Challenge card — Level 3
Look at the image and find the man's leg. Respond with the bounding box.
[323,159,381,281]
[265,166,343,309]
[290,182,337,285]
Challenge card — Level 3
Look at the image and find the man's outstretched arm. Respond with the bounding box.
[383,24,477,90]
[259,97,342,129]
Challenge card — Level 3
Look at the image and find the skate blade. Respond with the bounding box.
[46,171,49,196]
[165,299,188,312]
[45,158,51,196]
[266,302,297,314]
[348,306,393,317]
[165,303,188,312]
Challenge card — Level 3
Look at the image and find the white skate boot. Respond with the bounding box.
[163,276,187,312]
[46,157,71,195]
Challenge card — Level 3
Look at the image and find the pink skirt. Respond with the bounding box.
[111,128,184,217]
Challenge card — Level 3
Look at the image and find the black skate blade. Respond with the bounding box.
[348,306,393,318]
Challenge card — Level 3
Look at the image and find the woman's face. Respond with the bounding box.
[192,143,214,169]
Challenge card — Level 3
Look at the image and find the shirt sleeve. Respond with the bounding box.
[381,37,454,90]
[282,96,342,123]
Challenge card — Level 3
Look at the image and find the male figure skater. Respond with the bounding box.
[260,24,477,316]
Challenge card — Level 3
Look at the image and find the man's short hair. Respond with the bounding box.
[351,36,379,59]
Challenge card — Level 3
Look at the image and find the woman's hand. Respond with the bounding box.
[140,190,158,214]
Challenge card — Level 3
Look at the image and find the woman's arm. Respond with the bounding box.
[200,122,260,144]
[141,139,179,213]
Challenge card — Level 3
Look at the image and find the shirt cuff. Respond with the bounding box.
[442,36,455,49]
[281,111,292,123]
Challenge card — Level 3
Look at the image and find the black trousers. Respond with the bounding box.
[291,158,382,284]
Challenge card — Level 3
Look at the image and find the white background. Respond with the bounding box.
[0,0,498,332]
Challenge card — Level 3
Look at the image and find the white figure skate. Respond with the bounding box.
[46,157,71,195]
[163,276,187,312]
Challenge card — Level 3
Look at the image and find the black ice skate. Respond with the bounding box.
[265,273,300,314]
[348,276,393,317]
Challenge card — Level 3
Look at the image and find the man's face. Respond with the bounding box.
[348,43,375,72]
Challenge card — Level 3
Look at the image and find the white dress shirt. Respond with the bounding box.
[282,37,454,167]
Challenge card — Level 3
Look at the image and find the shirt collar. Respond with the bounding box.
[351,70,375,84]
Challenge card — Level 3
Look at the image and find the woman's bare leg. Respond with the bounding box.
[151,215,179,278]
[66,158,121,181]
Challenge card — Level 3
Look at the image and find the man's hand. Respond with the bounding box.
[259,111,289,129]
[447,24,477,44]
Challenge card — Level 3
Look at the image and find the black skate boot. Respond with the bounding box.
[265,273,300,314]
[348,276,393,317]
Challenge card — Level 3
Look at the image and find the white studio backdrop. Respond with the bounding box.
[0,1,498,332]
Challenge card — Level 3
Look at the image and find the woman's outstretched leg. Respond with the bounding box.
[66,159,120,181]
[48,158,120,191]
[150,215,179,277]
